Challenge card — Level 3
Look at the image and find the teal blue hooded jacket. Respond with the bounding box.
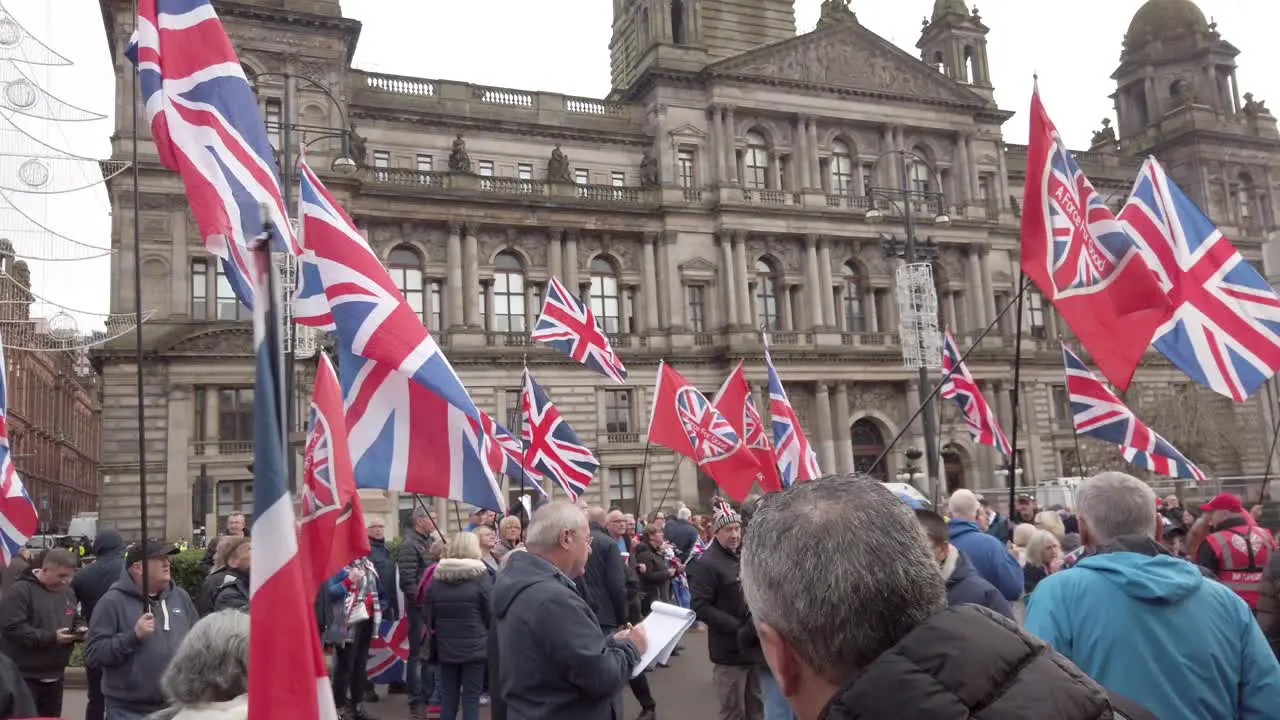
[1026,538,1280,720]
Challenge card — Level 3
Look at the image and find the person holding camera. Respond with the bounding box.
[0,547,82,718]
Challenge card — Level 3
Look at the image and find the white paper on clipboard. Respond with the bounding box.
[630,602,696,677]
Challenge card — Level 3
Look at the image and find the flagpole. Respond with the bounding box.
[130,0,151,607]
[1258,378,1280,501]
[655,456,685,513]
[865,277,1031,478]
[635,360,662,514]
[1006,271,1027,521]
[519,357,529,506]
[412,495,446,546]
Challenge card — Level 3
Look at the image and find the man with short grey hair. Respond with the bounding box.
[1027,472,1280,720]
[742,474,1153,720]
[492,501,645,719]
[946,488,1022,601]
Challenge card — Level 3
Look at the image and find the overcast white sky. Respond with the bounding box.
[31,0,1280,323]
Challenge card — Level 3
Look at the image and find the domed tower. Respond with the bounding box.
[1111,0,1239,141]
[917,0,994,101]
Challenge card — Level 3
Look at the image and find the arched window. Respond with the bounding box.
[931,51,945,74]
[493,251,525,332]
[387,246,425,324]
[1238,172,1257,222]
[830,140,854,195]
[754,259,780,330]
[963,46,978,84]
[851,419,886,480]
[908,154,932,195]
[841,263,865,332]
[744,131,769,190]
[589,256,621,334]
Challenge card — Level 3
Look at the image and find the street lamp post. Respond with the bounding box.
[251,72,359,489]
[867,149,950,499]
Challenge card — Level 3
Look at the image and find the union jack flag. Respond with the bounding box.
[1020,89,1171,390]
[126,0,295,310]
[478,408,547,500]
[763,334,821,487]
[531,276,628,384]
[521,369,598,502]
[367,616,409,683]
[1119,157,1280,401]
[1063,344,1206,481]
[939,330,1011,455]
[0,338,35,567]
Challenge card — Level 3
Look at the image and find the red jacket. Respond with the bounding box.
[1204,523,1275,609]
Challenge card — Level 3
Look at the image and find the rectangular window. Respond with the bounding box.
[611,171,626,187]
[1051,384,1072,429]
[217,388,255,442]
[416,154,433,173]
[608,467,638,515]
[605,390,632,434]
[518,163,534,180]
[191,258,208,320]
[478,160,494,176]
[677,149,695,188]
[429,280,443,331]
[687,284,705,333]
[264,99,282,150]
[217,480,254,525]
[372,150,390,168]
[214,265,247,321]
[574,168,590,185]
[1027,292,1047,339]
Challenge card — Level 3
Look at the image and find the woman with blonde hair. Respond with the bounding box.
[1023,529,1063,595]
[425,532,492,720]
[1011,522,1037,566]
[1035,510,1081,553]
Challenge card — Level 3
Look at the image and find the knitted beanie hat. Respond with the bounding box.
[711,497,741,533]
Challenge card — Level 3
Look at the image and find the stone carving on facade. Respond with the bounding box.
[348,124,368,166]
[139,193,171,212]
[479,231,504,265]
[855,246,891,277]
[448,133,472,173]
[640,149,660,188]
[938,248,964,285]
[726,30,973,102]
[850,383,902,423]
[516,233,549,266]
[295,57,332,88]
[577,235,638,272]
[547,144,573,183]
[168,327,254,355]
[1090,118,1117,148]
[1243,92,1270,118]
[764,237,801,272]
[1174,79,1197,108]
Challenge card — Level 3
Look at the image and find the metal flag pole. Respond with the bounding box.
[412,494,446,546]
[866,277,1031,478]
[130,0,151,607]
[655,456,686,513]
[1006,272,1027,521]
[634,360,661,508]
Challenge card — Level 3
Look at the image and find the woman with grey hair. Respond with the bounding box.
[145,610,248,720]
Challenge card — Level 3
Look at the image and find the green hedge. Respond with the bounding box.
[170,549,208,601]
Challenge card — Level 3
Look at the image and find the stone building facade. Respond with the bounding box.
[94,0,1280,540]
[0,253,101,532]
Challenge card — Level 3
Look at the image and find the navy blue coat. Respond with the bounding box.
[945,550,1015,621]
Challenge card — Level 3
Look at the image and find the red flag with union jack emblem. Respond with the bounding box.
[299,353,370,594]
[648,363,758,502]
[712,361,782,493]
[1020,89,1172,390]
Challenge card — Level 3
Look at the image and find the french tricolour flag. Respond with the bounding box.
[249,239,337,720]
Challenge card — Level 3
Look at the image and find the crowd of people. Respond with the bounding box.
[6,474,1280,719]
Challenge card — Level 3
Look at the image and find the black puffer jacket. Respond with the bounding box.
[687,539,751,666]
[211,568,250,612]
[581,523,627,629]
[819,605,1155,719]
[425,558,492,665]
[71,530,126,623]
[398,530,437,603]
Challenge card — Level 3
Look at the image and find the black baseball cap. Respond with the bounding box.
[125,541,179,565]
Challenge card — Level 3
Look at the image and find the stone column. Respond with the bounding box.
[980,248,997,329]
[953,134,969,204]
[712,106,727,184]
[966,134,980,202]
[733,232,752,327]
[482,280,494,331]
[818,238,835,327]
[967,247,987,328]
[563,230,580,292]
[165,386,193,539]
[794,115,808,189]
[663,231,684,329]
[723,106,736,184]
[881,125,898,189]
[720,233,738,329]
[770,150,783,190]
[524,282,536,331]
[642,233,661,333]
[447,221,465,328]
[833,285,846,331]
[779,285,793,331]
[808,118,821,190]
[462,225,480,328]
[548,227,564,281]
[996,144,1010,210]
[815,382,836,473]
[621,284,635,333]
[833,383,854,473]
[805,235,824,331]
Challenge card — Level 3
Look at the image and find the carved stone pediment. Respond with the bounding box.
[166,327,254,356]
[669,123,708,140]
[679,256,719,280]
[708,23,985,106]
